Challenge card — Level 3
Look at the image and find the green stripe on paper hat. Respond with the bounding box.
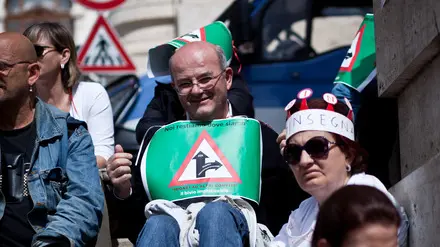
[147,21,233,78]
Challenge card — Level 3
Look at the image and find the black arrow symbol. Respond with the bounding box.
[193,151,223,178]
[194,151,208,178]
[198,161,222,177]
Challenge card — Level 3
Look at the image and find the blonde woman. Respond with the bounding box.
[23,23,114,168]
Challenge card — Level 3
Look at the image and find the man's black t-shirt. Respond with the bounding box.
[0,121,36,247]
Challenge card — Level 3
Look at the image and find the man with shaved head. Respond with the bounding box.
[108,41,306,246]
[0,32,103,246]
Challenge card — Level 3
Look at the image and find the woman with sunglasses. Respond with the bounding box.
[23,23,114,169]
[271,89,408,247]
[22,23,114,246]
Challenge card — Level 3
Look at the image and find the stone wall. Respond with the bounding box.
[374,0,440,245]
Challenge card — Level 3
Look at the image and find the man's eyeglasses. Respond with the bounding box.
[283,136,338,165]
[0,60,32,76]
[34,44,57,58]
[174,70,225,96]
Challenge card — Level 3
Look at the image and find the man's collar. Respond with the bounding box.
[226,100,233,118]
[34,98,67,141]
[186,100,233,120]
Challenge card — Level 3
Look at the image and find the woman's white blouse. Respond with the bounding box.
[70,81,115,160]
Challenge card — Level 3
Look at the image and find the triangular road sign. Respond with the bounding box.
[77,15,136,73]
[340,23,366,72]
[169,130,241,187]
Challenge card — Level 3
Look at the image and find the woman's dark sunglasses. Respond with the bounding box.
[34,44,57,57]
[283,136,338,165]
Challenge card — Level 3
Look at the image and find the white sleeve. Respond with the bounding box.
[348,173,409,247]
[271,222,289,247]
[85,84,115,160]
[272,197,317,247]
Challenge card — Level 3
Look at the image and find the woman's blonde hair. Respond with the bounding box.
[23,22,81,90]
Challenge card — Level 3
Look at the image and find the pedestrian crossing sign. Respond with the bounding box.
[77,15,136,73]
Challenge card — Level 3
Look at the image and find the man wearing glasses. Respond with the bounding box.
[0,32,104,246]
[107,41,307,246]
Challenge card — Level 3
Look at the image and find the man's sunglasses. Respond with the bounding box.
[34,45,57,57]
[283,136,338,165]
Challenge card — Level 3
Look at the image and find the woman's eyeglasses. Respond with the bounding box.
[283,136,338,165]
[34,44,57,58]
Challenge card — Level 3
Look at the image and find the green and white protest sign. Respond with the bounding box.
[334,14,376,92]
[140,118,262,203]
[147,21,233,78]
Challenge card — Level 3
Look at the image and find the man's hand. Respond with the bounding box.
[276,129,287,156]
[107,144,133,199]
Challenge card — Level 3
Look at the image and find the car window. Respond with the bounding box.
[293,15,364,54]
[306,7,372,53]
[106,76,140,122]
[261,2,372,61]
[261,0,309,61]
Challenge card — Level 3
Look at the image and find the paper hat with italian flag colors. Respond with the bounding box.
[146,21,233,78]
[285,88,355,141]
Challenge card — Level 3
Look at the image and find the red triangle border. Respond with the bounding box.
[339,24,366,73]
[168,130,242,187]
[77,15,136,73]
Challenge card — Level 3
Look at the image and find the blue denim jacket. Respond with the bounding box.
[0,98,104,246]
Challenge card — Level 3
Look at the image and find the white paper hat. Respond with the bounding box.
[285,88,355,141]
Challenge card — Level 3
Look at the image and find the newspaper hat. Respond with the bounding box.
[146,21,233,78]
[285,88,355,141]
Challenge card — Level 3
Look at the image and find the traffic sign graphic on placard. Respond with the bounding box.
[75,0,125,11]
[77,15,136,73]
[176,29,206,43]
[169,130,242,187]
[340,24,366,72]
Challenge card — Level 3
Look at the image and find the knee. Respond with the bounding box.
[136,215,180,246]
[144,214,179,232]
[197,201,235,222]
[196,202,249,238]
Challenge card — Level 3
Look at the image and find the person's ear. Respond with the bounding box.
[224,67,233,90]
[346,155,355,167]
[317,239,332,247]
[27,63,40,87]
[60,48,71,68]
[345,148,355,166]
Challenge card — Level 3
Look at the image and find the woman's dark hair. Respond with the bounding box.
[287,98,368,174]
[312,185,401,247]
[23,22,80,91]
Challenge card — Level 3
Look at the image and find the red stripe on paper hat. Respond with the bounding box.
[323,93,337,112]
[297,88,313,110]
[344,97,354,121]
[284,99,297,120]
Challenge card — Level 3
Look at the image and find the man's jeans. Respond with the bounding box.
[136,201,249,247]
